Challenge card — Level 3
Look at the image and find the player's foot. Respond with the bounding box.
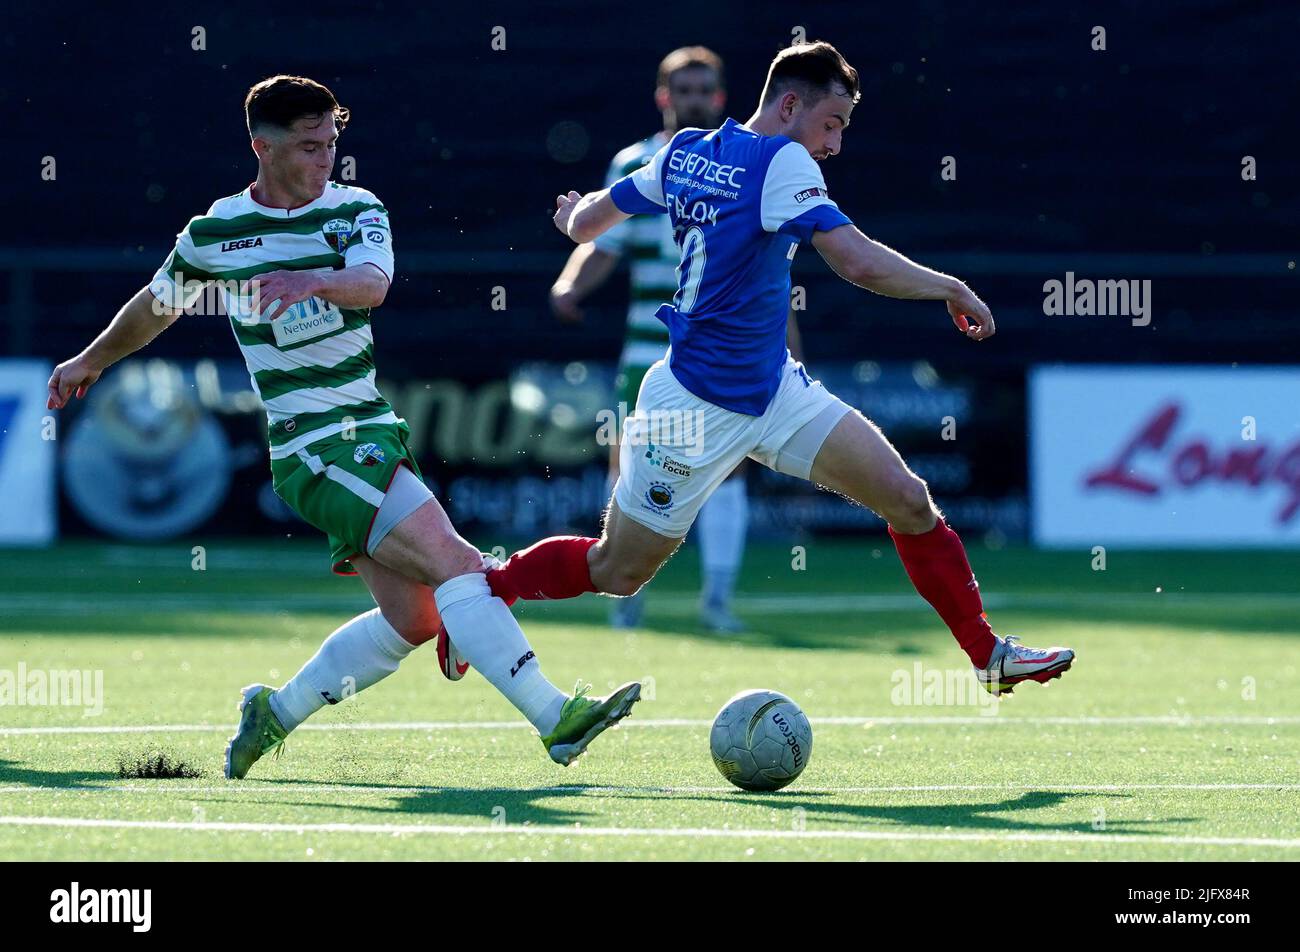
[700,602,746,634]
[540,680,642,765]
[223,684,288,779]
[976,635,1075,696]
[609,591,645,629]
[436,625,469,681]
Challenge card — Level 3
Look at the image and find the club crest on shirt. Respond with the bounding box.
[644,482,674,512]
[322,218,353,253]
[353,442,386,467]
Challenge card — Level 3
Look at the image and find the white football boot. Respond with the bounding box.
[976,635,1075,696]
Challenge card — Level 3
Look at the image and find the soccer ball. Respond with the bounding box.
[709,689,813,791]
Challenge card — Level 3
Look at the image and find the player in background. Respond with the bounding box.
[550,46,801,632]
[486,43,1074,695]
[45,76,640,778]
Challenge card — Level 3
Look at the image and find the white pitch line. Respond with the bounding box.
[1,815,1296,848]
[2,714,1298,736]
[1,782,1298,796]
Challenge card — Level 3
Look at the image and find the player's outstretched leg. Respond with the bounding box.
[379,498,642,764]
[225,607,415,778]
[806,409,1074,695]
[225,559,449,779]
[488,499,684,613]
[485,535,600,604]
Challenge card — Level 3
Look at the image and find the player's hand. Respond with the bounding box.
[550,281,585,322]
[47,355,103,410]
[552,190,582,238]
[946,283,995,341]
[252,270,321,322]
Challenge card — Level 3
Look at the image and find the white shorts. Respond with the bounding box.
[613,355,852,537]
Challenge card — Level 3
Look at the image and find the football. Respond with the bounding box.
[709,689,813,791]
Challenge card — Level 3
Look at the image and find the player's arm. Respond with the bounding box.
[553,188,631,244]
[550,242,620,322]
[811,225,994,341]
[556,139,672,245]
[254,263,390,322]
[258,202,394,320]
[46,285,181,410]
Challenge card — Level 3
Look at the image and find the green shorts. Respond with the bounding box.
[269,419,423,576]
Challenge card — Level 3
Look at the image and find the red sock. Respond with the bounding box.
[888,518,997,667]
[486,536,598,605]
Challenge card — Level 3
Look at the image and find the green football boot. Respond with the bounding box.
[540,681,642,765]
[223,684,288,779]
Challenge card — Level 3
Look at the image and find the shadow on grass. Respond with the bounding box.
[183,781,1194,837]
[714,788,1190,837]
[0,758,119,787]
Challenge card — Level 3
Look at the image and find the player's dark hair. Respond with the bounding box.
[245,75,350,136]
[760,41,860,107]
[657,46,725,90]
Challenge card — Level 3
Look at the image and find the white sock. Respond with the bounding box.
[698,476,748,609]
[434,573,567,734]
[270,608,414,732]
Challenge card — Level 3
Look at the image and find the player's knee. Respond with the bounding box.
[887,475,935,532]
[589,549,651,596]
[604,572,648,598]
[429,536,487,585]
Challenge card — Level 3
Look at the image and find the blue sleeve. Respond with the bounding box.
[611,175,667,215]
[777,205,852,242]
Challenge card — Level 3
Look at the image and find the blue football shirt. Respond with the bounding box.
[609,117,852,415]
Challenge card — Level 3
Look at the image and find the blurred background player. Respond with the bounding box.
[45,76,641,777]
[550,46,803,633]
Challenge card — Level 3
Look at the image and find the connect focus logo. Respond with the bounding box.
[50,883,151,932]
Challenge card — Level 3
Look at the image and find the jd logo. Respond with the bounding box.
[509,650,535,677]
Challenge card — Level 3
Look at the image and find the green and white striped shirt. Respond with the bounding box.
[150,182,396,460]
[593,133,678,368]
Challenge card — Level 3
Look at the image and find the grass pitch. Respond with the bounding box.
[2,538,1298,861]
